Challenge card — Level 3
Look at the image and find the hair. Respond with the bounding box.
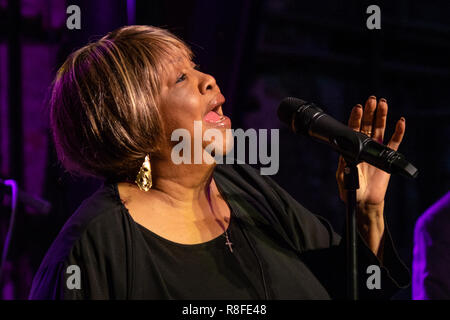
[50,25,193,182]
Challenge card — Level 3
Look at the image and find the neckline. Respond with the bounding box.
[135,213,233,248]
[110,176,234,248]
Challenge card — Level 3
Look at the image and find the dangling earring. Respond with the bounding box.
[135,154,152,191]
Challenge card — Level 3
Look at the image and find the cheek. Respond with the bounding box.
[160,105,200,150]
[164,94,202,129]
[158,85,205,154]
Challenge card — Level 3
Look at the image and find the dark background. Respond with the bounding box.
[0,0,449,299]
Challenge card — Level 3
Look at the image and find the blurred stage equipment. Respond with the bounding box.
[0,178,51,281]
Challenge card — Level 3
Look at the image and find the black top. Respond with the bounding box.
[136,208,265,299]
[29,163,410,299]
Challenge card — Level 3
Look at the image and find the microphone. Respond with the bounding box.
[277,97,418,179]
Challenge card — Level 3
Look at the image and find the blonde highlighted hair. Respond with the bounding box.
[50,25,193,182]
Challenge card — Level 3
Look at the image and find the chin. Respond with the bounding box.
[203,128,234,164]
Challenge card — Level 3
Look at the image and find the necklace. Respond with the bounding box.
[224,230,233,253]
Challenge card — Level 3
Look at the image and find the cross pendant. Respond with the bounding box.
[225,238,233,253]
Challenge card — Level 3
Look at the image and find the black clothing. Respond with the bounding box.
[29,163,410,299]
[136,208,265,299]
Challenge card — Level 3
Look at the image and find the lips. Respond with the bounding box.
[205,94,225,113]
[204,93,226,122]
[203,94,231,128]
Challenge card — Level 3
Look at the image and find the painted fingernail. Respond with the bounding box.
[400,117,405,121]
[369,95,376,100]
[355,104,363,109]
[380,98,387,103]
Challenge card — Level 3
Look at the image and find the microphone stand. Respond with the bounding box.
[343,159,359,300]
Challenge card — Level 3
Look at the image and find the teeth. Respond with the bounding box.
[213,105,223,116]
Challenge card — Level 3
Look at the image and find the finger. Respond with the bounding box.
[361,96,377,135]
[336,155,346,175]
[373,98,388,143]
[348,104,363,131]
[387,117,405,151]
[336,156,346,201]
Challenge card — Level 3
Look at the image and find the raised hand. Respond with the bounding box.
[335,96,405,256]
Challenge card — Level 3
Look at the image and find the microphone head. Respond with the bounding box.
[277,97,307,125]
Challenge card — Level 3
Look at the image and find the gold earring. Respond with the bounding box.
[135,154,152,191]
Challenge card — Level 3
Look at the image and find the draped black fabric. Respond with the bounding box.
[28,163,410,299]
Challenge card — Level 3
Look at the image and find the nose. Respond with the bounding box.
[199,72,217,94]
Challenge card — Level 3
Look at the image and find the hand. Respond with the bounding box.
[335,96,405,255]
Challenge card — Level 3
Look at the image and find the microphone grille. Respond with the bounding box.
[277,97,307,124]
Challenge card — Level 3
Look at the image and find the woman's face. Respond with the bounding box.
[158,56,233,164]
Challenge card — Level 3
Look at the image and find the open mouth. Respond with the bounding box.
[204,93,230,125]
[204,106,226,123]
[212,104,223,116]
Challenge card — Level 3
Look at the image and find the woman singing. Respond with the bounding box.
[29,25,409,299]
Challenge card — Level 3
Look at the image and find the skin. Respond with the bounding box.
[336,96,405,260]
[118,57,233,244]
[119,56,406,257]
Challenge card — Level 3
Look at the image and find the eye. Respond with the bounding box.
[176,73,186,84]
